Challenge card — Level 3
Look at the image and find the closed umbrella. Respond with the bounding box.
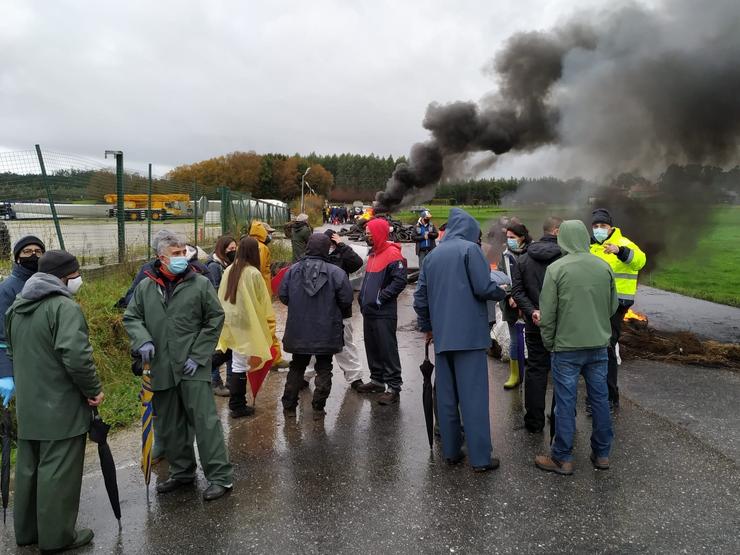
[139,362,154,503]
[247,346,278,400]
[420,339,435,449]
[1,407,12,523]
[88,407,121,524]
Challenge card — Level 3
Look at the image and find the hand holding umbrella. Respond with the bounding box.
[420,337,435,449]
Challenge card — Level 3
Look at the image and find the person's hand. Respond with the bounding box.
[88,391,105,407]
[532,310,541,326]
[424,232,429,240]
[0,377,14,407]
[424,331,433,342]
[603,243,619,254]
[183,358,198,376]
[331,233,343,244]
[508,297,518,309]
[138,342,155,363]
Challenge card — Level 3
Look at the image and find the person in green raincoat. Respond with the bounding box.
[6,250,103,552]
[123,230,233,501]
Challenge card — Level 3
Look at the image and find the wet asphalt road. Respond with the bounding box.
[2,289,739,554]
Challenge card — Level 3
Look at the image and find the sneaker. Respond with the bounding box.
[445,452,465,465]
[229,405,255,418]
[203,483,232,501]
[156,478,195,494]
[356,381,385,394]
[377,390,400,405]
[590,452,610,470]
[473,458,500,472]
[534,455,574,475]
[350,379,365,391]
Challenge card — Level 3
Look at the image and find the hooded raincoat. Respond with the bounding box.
[216,265,274,368]
[0,262,36,378]
[539,220,619,352]
[5,273,101,440]
[249,221,273,295]
[279,244,353,355]
[414,208,506,354]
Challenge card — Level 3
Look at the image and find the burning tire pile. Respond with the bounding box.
[620,310,740,369]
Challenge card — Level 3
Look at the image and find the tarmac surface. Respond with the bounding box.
[2,288,739,554]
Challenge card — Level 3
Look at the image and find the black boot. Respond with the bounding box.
[227,374,254,418]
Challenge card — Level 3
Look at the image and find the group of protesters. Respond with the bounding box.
[0,203,645,552]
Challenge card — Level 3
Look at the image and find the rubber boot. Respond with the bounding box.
[503,359,520,390]
[227,373,254,418]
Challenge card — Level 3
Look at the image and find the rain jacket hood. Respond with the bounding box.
[367,218,392,255]
[17,272,71,308]
[249,220,268,243]
[557,220,590,255]
[443,208,481,244]
[527,234,562,263]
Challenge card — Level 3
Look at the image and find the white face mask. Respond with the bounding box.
[66,276,83,295]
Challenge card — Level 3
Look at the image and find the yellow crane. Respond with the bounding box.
[103,194,193,220]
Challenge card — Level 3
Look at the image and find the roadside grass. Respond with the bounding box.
[396,204,739,306]
[646,206,740,307]
[77,268,141,429]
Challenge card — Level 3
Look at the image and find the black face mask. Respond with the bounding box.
[225,251,236,263]
[264,235,272,246]
[18,255,40,273]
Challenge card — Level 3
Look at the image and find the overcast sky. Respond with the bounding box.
[1,0,651,175]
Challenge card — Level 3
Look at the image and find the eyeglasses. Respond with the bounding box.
[20,248,44,256]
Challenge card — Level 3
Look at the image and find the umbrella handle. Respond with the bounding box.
[425,338,432,361]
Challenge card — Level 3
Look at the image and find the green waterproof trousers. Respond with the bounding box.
[153,380,233,486]
[14,434,86,551]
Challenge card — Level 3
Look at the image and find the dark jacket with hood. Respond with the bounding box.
[327,239,364,276]
[414,208,506,354]
[358,218,407,319]
[205,254,228,289]
[279,235,354,355]
[511,234,562,325]
[289,220,312,262]
[6,273,102,440]
[0,263,36,378]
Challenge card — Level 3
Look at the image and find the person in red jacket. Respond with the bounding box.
[356,218,407,405]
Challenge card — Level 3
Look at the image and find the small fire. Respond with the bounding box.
[624,308,648,322]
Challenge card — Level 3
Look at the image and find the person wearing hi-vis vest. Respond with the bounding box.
[589,208,646,409]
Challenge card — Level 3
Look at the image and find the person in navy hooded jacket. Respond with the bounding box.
[356,217,407,405]
[414,208,507,472]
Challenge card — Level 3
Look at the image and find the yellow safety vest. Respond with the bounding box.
[590,227,646,302]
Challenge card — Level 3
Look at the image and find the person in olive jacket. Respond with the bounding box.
[6,250,103,553]
[123,230,233,501]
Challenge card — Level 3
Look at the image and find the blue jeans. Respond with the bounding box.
[551,348,613,462]
[211,360,232,384]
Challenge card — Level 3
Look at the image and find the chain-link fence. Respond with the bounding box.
[0,146,290,267]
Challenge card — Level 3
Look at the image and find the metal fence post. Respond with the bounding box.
[105,150,125,263]
[220,187,230,235]
[147,163,153,259]
[34,144,65,250]
[193,182,199,247]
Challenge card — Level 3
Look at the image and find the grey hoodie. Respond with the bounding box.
[20,272,72,301]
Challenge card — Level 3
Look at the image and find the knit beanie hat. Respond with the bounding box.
[13,235,46,259]
[38,250,80,278]
[591,208,613,226]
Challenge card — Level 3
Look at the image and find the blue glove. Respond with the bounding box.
[138,342,155,364]
[0,377,14,407]
[183,358,198,377]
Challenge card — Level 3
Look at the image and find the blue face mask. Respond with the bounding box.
[166,256,189,274]
[593,228,610,243]
[507,238,520,251]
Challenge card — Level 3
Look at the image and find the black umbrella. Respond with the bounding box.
[89,407,121,524]
[549,390,556,445]
[420,339,435,449]
[1,407,12,524]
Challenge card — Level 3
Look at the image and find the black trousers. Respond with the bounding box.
[363,317,403,391]
[523,326,550,431]
[282,354,333,410]
[607,304,629,405]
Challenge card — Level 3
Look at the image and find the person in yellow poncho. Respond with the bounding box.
[248,220,289,368]
[217,236,274,418]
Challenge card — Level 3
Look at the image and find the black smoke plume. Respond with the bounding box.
[375,0,740,212]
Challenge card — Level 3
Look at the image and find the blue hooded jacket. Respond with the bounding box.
[0,263,35,377]
[413,208,506,354]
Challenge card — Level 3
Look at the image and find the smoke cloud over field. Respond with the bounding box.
[375,0,740,212]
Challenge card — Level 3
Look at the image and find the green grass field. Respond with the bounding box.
[398,204,740,307]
